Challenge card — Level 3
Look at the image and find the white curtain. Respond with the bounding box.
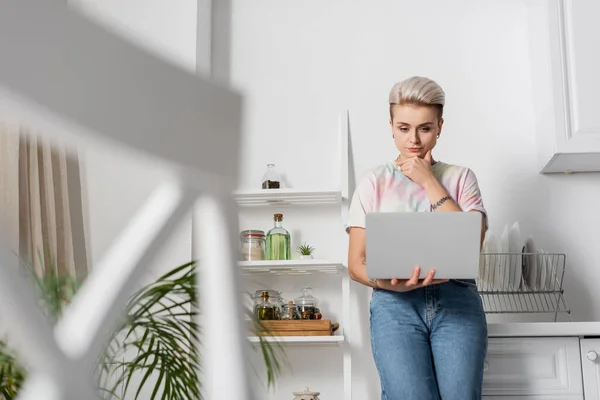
[0,123,88,279]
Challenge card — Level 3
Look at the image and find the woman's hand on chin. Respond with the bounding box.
[397,149,437,188]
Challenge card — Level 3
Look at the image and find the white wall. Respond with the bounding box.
[70,0,197,277]
[69,0,600,399]
[227,0,600,398]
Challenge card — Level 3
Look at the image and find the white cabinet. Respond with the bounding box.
[581,339,600,399]
[483,337,583,397]
[529,0,600,173]
[482,337,600,399]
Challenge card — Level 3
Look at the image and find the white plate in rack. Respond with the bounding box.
[523,236,538,290]
[498,224,510,290]
[508,222,522,290]
[480,231,497,290]
[538,249,547,290]
[544,252,555,290]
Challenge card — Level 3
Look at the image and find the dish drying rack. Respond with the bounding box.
[477,253,570,321]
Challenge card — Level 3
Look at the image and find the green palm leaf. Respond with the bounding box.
[102,261,285,399]
[0,259,285,399]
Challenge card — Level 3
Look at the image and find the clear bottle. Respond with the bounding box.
[256,291,275,321]
[261,164,281,189]
[266,213,291,260]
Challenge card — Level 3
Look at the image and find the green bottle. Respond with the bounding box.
[266,213,291,260]
[256,291,275,321]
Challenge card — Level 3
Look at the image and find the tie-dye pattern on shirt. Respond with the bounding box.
[346,160,487,232]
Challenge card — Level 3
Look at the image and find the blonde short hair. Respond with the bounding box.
[388,76,445,120]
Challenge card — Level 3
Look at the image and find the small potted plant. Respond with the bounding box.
[297,243,315,260]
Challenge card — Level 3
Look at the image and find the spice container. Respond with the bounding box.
[252,290,283,320]
[240,230,265,261]
[266,213,291,260]
[281,301,300,320]
[261,164,281,189]
[256,291,275,320]
[294,287,319,320]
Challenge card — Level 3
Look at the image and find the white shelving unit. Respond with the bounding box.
[235,110,352,400]
[248,335,345,347]
[240,259,345,275]
[243,260,347,346]
[234,188,342,207]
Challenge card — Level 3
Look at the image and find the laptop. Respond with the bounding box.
[365,212,482,280]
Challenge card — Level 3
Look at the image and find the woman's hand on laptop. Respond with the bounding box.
[377,266,448,292]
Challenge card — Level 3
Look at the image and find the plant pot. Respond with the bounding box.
[299,255,313,260]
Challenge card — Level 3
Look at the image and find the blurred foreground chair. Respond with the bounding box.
[0,0,250,398]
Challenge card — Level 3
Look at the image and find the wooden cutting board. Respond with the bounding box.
[250,320,333,336]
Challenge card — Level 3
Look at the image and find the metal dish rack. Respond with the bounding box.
[477,253,570,321]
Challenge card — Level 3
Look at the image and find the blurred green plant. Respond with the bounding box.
[0,260,284,399]
[0,262,78,399]
[0,342,24,400]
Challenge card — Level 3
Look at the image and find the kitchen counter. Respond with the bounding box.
[488,321,600,337]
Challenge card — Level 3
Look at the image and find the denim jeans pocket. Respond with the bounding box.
[450,279,478,291]
[446,279,486,317]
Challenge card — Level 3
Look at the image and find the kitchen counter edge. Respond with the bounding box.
[488,321,600,337]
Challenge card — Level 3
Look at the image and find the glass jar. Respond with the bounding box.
[266,213,291,260]
[252,290,282,320]
[240,230,265,261]
[256,291,275,320]
[261,164,281,189]
[281,301,300,320]
[294,287,319,320]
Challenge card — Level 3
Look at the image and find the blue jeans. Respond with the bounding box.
[370,280,487,400]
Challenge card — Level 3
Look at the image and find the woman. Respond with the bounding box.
[347,76,488,400]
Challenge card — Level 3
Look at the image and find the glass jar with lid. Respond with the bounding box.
[261,164,281,189]
[240,230,265,261]
[256,291,275,321]
[281,301,300,320]
[252,289,283,320]
[294,287,319,320]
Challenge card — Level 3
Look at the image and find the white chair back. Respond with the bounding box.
[0,1,250,398]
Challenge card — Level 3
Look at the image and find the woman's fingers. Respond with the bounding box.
[389,267,449,292]
[421,269,436,286]
[397,156,418,166]
[396,158,408,166]
[405,266,421,287]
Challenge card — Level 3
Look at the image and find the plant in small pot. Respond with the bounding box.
[297,243,315,260]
